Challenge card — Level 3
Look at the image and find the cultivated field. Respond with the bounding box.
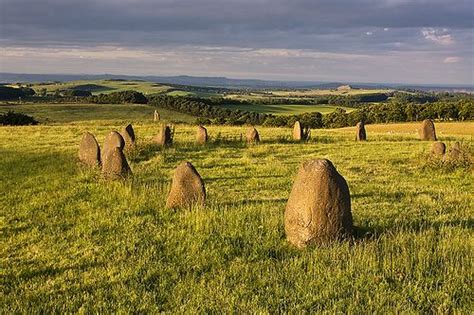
[224,88,391,100]
[1,107,473,312]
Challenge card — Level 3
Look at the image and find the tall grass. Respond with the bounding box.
[1,119,473,312]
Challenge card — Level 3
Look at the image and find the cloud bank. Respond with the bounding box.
[0,0,472,84]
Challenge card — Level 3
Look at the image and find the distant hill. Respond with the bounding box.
[1,72,472,92]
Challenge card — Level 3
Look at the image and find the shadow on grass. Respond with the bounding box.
[2,261,104,287]
[206,174,285,182]
[216,197,287,208]
[353,217,473,243]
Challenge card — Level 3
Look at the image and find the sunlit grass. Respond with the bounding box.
[1,114,473,312]
[30,79,173,95]
[0,103,195,124]
[215,103,355,115]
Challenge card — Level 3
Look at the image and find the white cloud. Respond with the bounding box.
[443,56,461,63]
[366,31,373,36]
[421,28,455,45]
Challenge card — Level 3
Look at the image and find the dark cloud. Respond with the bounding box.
[0,0,472,84]
[1,0,472,44]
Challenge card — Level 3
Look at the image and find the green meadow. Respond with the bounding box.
[216,103,355,115]
[29,80,173,96]
[0,103,194,124]
[1,104,473,312]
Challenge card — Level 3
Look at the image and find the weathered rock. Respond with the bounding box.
[196,125,208,144]
[78,132,101,167]
[121,124,136,149]
[285,159,353,248]
[153,110,160,122]
[431,142,446,156]
[449,141,462,159]
[293,121,303,141]
[154,125,172,146]
[246,127,260,143]
[101,147,131,179]
[166,162,206,209]
[419,119,437,141]
[102,131,125,161]
[293,121,310,141]
[355,121,367,141]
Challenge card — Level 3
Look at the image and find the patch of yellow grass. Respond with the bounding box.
[338,121,474,137]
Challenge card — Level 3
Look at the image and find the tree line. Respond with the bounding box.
[2,86,472,128]
[148,95,473,128]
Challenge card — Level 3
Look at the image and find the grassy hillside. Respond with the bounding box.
[1,107,473,312]
[225,88,391,100]
[29,80,172,95]
[26,80,224,98]
[0,103,195,124]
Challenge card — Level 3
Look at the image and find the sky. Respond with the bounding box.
[0,0,473,85]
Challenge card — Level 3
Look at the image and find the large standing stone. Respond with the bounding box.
[293,121,303,141]
[355,121,367,141]
[246,127,260,143]
[101,147,131,179]
[431,142,446,156]
[121,124,136,149]
[293,121,310,141]
[196,125,208,144]
[154,125,172,146]
[285,159,353,248]
[419,119,437,141]
[166,162,206,209]
[153,110,160,122]
[78,132,101,167]
[102,131,125,161]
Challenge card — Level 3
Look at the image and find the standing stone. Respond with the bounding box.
[293,121,303,141]
[153,110,160,122]
[121,123,136,149]
[78,132,101,167]
[154,125,172,146]
[449,141,462,159]
[102,131,125,161]
[101,147,131,179]
[246,127,260,143]
[196,125,208,144]
[431,142,446,156]
[166,162,206,209]
[419,119,437,141]
[285,159,353,248]
[355,121,367,141]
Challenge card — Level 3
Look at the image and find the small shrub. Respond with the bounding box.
[0,111,39,126]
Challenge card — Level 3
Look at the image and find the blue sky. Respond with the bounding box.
[0,0,473,84]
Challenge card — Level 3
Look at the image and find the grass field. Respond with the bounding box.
[23,79,393,101]
[1,107,473,312]
[26,80,173,96]
[22,80,233,98]
[0,103,195,124]
[217,103,355,115]
[269,88,392,97]
[225,88,391,101]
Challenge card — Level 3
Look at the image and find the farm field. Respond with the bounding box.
[224,88,391,100]
[216,103,355,115]
[1,106,473,312]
